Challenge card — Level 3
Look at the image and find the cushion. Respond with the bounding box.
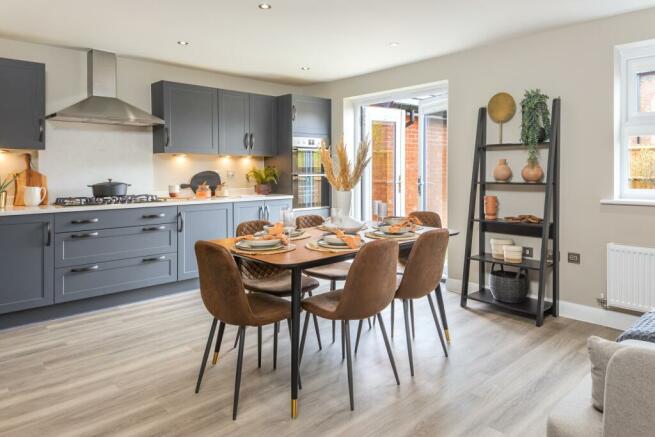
[242,272,319,295]
[587,336,625,412]
[303,262,351,280]
[617,311,655,343]
[302,290,343,320]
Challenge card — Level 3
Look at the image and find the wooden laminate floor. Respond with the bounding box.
[0,285,618,437]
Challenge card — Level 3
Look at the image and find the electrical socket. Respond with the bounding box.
[522,247,533,258]
[568,252,581,264]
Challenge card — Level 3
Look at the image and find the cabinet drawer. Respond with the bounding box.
[54,253,177,303]
[55,224,177,267]
[55,206,177,233]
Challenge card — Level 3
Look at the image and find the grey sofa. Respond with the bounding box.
[547,343,655,437]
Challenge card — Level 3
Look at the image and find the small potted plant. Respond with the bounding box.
[0,173,17,209]
[246,166,279,195]
[520,89,551,182]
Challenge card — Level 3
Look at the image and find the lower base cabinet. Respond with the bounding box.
[55,253,177,303]
[178,203,233,280]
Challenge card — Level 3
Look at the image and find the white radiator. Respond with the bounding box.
[607,243,655,312]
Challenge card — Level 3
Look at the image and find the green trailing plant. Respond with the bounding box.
[246,166,279,185]
[520,89,551,166]
[0,173,16,193]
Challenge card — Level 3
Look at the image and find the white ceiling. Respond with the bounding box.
[1,0,654,85]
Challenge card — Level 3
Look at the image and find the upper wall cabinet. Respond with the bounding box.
[290,95,331,136]
[151,81,218,154]
[0,58,45,150]
[219,90,276,157]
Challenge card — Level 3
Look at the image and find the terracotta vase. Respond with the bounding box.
[484,195,498,220]
[521,162,544,183]
[255,183,272,195]
[493,159,512,182]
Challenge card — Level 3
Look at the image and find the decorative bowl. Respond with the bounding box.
[379,225,410,235]
[383,216,406,225]
[242,238,282,248]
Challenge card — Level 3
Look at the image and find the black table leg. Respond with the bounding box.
[290,266,302,418]
[434,285,450,343]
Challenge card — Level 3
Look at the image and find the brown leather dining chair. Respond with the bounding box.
[392,211,450,344]
[194,240,292,420]
[295,214,355,347]
[301,239,401,411]
[233,220,322,368]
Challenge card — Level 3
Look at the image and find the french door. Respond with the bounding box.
[361,106,406,219]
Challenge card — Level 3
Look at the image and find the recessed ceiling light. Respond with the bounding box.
[389,42,400,47]
[300,66,310,71]
[258,3,272,9]
[177,40,190,46]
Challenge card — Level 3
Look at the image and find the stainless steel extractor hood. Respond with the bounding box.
[47,50,164,126]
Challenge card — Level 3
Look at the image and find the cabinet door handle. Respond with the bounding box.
[71,231,99,239]
[258,205,263,220]
[45,222,51,246]
[164,127,170,147]
[38,118,44,143]
[265,205,270,221]
[70,265,99,273]
[71,218,99,224]
[249,133,254,151]
[143,255,166,263]
[177,212,184,232]
[292,105,296,121]
[143,226,166,232]
[142,213,165,219]
[243,133,249,150]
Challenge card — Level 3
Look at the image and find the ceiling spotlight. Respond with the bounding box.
[177,40,190,46]
[300,66,310,71]
[258,3,272,9]
[389,42,400,47]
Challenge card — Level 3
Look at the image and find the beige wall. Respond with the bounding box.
[0,37,300,198]
[301,8,655,310]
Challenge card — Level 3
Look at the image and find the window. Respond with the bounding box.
[616,41,655,199]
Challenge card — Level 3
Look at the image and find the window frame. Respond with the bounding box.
[615,41,655,200]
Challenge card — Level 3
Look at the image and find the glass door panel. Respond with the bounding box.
[421,110,448,225]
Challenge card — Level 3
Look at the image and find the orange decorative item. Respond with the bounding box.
[521,162,544,183]
[484,195,498,220]
[493,159,512,182]
[195,181,211,199]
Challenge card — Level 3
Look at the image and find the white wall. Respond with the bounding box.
[0,37,300,198]
[301,7,655,312]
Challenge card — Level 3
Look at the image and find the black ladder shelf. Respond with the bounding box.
[460,98,560,326]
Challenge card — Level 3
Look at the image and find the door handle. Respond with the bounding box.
[70,265,99,273]
[70,231,99,239]
[143,255,166,263]
[142,213,166,219]
[417,176,422,196]
[71,218,99,224]
[143,225,166,232]
[258,205,263,220]
[164,126,170,147]
[243,133,249,150]
[249,133,254,151]
[397,176,402,194]
[38,118,44,143]
[177,212,184,232]
[265,205,270,221]
[292,105,296,121]
[45,222,51,247]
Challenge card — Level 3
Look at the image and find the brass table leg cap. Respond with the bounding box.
[445,329,451,343]
[291,399,298,418]
[212,352,219,365]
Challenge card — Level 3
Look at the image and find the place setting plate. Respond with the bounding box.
[232,238,297,255]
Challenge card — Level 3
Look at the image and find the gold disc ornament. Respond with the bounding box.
[487,92,516,143]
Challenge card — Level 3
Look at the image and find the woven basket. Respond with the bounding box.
[489,263,529,303]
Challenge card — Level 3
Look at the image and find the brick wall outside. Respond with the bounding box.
[425,115,449,226]
[371,121,396,215]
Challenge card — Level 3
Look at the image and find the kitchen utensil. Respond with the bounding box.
[13,154,48,206]
[194,182,211,199]
[181,171,222,195]
[88,179,130,197]
[23,186,47,206]
[168,184,180,197]
[490,238,513,259]
[487,92,516,143]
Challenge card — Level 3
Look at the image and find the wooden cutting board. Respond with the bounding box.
[13,153,48,206]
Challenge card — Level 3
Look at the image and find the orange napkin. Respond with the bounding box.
[268,222,284,235]
[335,230,361,249]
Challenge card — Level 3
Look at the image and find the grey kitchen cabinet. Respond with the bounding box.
[0,57,45,150]
[151,81,218,154]
[232,198,293,233]
[218,90,250,156]
[55,206,176,233]
[55,253,177,304]
[290,95,331,136]
[177,203,233,280]
[264,198,293,223]
[249,94,276,156]
[219,90,276,157]
[0,214,53,314]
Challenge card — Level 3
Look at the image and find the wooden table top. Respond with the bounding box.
[209,225,458,269]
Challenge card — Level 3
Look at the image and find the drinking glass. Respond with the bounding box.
[377,203,388,222]
[330,207,341,225]
[281,208,295,235]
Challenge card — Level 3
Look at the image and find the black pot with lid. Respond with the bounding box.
[88,179,131,197]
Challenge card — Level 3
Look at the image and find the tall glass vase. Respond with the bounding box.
[333,190,352,218]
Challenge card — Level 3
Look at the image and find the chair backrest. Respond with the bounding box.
[409,211,442,228]
[235,219,284,280]
[296,214,324,229]
[336,239,399,319]
[194,240,255,326]
[396,229,449,299]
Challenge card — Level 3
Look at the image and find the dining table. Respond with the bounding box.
[210,223,459,418]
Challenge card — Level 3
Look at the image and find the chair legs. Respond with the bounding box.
[196,318,218,393]
[212,321,226,365]
[257,326,262,368]
[273,321,279,369]
[344,320,354,411]
[233,326,246,420]
[376,313,400,385]
[354,319,364,354]
[402,299,415,376]
[410,300,416,339]
[390,299,395,338]
[427,294,448,357]
[331,280,336,344]
[434,284,450,343]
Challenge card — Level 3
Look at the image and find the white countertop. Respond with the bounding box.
[0,194,294,216]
